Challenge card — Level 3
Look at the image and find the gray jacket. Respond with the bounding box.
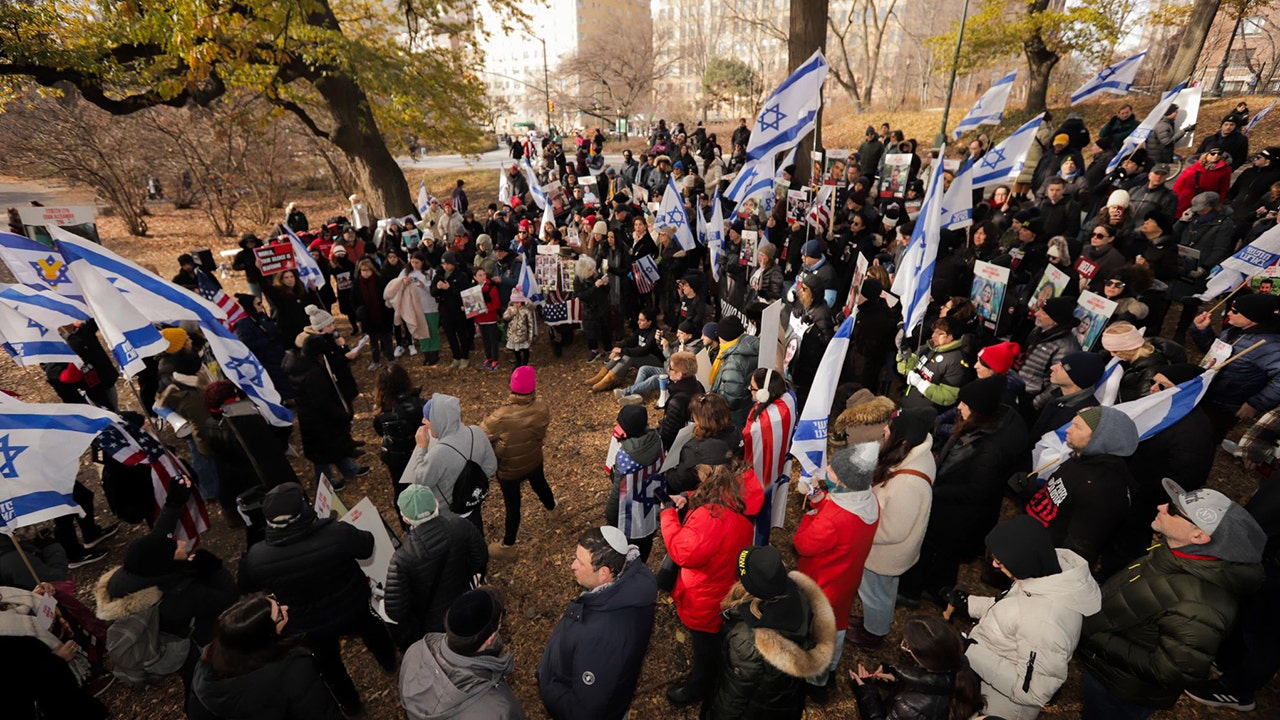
[400,634,528,720]
[1146,116,1189,163]
[404,394,497,516]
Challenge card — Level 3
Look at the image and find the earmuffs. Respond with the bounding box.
[755,367,774,404]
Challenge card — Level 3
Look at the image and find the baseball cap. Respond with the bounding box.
[1162,479,1230,534]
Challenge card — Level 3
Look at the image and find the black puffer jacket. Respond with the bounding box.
[283,350,354,465]
[659,376,705,450]
[383,514,487,648]
[851,663,955,720]
[1116,339,1186,403]
[373,389,425,481]
[238,517,374,635]
[1019,324,1082,408]
[189,647,343,720]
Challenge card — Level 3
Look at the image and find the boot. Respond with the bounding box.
[488,542,517,561]
[545,503,563,522]
[655,388,670,409]
[584,365,610,387]
[592,370,623,392]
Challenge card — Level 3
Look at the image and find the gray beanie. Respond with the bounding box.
[829,441,879,491]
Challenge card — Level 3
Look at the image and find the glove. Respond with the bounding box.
[1007,471,1040,501]
[945,586,971,614]
[1189,266,1206,279]
[906,372,930,393]
[894,327,907,352]
[1180,208,1194,222]
[166,475,192,507]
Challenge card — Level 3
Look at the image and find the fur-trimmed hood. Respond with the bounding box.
[719,571,837,679]
[94,566,162,622]
[833,396,896,446]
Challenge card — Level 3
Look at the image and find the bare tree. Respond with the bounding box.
[829,0,901,110]
[557,33,672,125]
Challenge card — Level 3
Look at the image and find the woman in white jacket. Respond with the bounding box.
[952,515,1102,720]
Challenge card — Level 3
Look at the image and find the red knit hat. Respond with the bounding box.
[59,364,84,384]
[978,341,1020,375]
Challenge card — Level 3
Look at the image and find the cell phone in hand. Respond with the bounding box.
[654,487,671,505]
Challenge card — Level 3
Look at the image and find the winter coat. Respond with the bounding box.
[238,518,374,635]
[750,265,785,303]
[659,376,705,450]
[789,301,835,405]
[93,571,193,685]
[1196,130,1250,169]
[1081,244,1127,294]
[617,323,661,362]
[897,338,972,410]
[188,647,343,720]
[480,393,550,480]
[1146,116,1189,162]
[965,549,1102,709]
[1191,322,1280,413]
[1078,543,1265,708]
[710,333,761,430]
[1029,387,1099,440]
[1128,183,1179,223]
[283,351,354,464]
[852,663,956,720]
[400,634,527,720]
[1097,115,1140,152]
[866,438,936,576]
[1174,209,1236,277]
[374,389,425,478]
[232,311,293,400]
[503,304,535,350]
[1173,161,1232,215]
[794,490,878,631]
[702,573,837,720]
[1018,325,1082,408]
[537,559,657,720]
[384,515,487,647]
[432,266,474,325]
[385,274,431,340]
[404,395,498,515]
[931,406,1030,558]
[1116,341,1185,403]
[265,286,309,343]
[660,502,754,633]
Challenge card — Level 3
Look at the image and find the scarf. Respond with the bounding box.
[710,335,739,386]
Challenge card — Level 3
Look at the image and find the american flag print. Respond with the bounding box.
[632,255,660,294]
[745,391,798,543]
[98,422,210,546]
[541,298,581,326]
[615,448,665,539]
[195,268,247,328]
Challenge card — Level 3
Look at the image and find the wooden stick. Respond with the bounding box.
[9,536,41,585]
[942,602,955,621]
[1206,278,1254,315]
[1213,339,1267,372]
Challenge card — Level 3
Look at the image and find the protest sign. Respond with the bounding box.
[314,474,348,519]
[16,206,100,246]
[1201,338,1234,369]
[786,190,809,221]
[254,244,297,276]
[1030,265,1070,311]
[1073,291,1118,350]
[460,285,488,318]
[842,253,870,319]
[37,591,58,631]
[536,253,561,292]
[696,348,712,388]
[757,300,787,373]
[823,149,850,185]
[340,497,398,595]
[741,230,760,268]
[879,154,912,197]
[971,261,1009,331]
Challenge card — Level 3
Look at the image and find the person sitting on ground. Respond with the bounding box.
[585,310,663,393]
[849,616,985,720]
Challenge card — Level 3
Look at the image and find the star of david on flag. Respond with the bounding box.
[654,178,696,251]
[952,71,1017,139]
[745,50,829,161]
[1071,51,1147,105]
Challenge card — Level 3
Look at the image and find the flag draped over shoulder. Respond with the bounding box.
[97,421,210,546]
[748,391,798,544]
[1071,51,1147,105]
[952,72,1016,139]
[745,50,829,161]
[615,447,665,540]
[791,314,856,483]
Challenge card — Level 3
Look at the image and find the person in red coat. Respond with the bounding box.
[472,267,503,370]
[794,441,880,695]
[1173,149,1232,215]
[660,457,755,707]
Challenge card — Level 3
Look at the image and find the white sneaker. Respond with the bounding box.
[409,345,419,356]
[367,361,379,371]
[394,345,405,358]
[456,358,468,370]
[1222,439,1244,458]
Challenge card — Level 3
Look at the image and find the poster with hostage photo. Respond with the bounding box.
[1072,291,1117,351]
[970,260,1010,331]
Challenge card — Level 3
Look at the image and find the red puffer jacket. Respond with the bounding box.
[661,503,753,633]
[1173,160,1232,215]
[794,492,879,631]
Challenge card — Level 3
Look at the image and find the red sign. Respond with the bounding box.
[255,244,297,276]
[1075,257,1099,280]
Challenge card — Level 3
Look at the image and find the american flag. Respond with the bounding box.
[615,448,665,539]
[97,422,210,546]
[632,255,660,294]
[541,298,581,326]
[195,268,247,328]
[745,390,798,544]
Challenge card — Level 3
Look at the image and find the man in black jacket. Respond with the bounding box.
[238,483,396,715]
[1029,351,1104,440]
[1226,146,1280,240]
[537,527,657,720]
[432,251,475,369]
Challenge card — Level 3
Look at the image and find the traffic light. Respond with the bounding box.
[548,99,555,114]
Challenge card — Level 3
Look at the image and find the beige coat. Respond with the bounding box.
[864,436,936,576]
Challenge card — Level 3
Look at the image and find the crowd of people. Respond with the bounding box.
[5,97,1280,720]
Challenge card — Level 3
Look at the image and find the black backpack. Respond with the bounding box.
[441,430,490,514]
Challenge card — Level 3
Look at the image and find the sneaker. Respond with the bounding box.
[84,672,115,698]
[68,548,108,569]
[329,477,347,491]
[488,542,518,561]
[456,359,468,370]
[82,522,121,549]
[408,345,419,356]
[366,361,378,371]
[393,345,405,358]
[1185,683,1256,712]
[618,394,645,405]
[354,465,371,477]
[613,388,627,400]
[1222,439,1244,458]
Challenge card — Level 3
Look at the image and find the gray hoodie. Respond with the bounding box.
[1079,406,1139,458]
[399,633,527,720]
[403,394,497,516]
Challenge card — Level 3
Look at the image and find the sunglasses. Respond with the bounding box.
[1105,279,1126,288]
[1206,151,1222,157]
[1091,231,1110,238]
[1166,502,1190,522]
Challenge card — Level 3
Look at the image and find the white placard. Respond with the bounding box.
[37,591,58,631]
[340,497,397,596]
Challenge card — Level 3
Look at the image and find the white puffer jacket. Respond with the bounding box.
[864,436,936,576]
[965,549,1102,708]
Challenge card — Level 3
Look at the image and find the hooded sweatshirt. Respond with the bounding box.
[404,394,498,516]
[399,634,527,720]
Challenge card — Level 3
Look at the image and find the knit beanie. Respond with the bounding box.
[829,442,879,491]
[1041,296,1079,327]
[1060,351,1107,388]
[958,376,1005,416]
[510,366,536,395]
[977,342,1020,375]
[758,243,777,261]
[717,316,744,342]
[617,405,647,439]
[1232,292,1280,324]
[305,304,336,332]
[161,327,188,355]
[986,516,1062,579]
[1078,405,1104,430]
[891,407,937,448]
[737,545,789,599]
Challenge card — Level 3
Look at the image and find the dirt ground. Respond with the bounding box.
[1,182,1274,720]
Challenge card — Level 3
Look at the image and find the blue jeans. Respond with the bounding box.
[624,365,665,395]
[858,568,899,636]
[313,457,360,483]
[186,439,221,502]
[807,628,845,686]
[1081,672,1155,720]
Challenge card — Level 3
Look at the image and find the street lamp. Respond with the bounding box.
[540,37,552,135]
[937,0,972,147]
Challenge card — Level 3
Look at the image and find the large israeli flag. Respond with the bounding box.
[1107,83,1188,173]
[724,153,776,205]
[707,192,726,282]
[952,71,1017,139]
[281,226,325,292]
[49,228,293,427]
[891,147,948,333]
[655,178,696,251]
[0,231,83,300]
[1032,369,1217,476]
[0,300,79,366]
[745,50,829,161]
[1071,52,1147,105]
[1197,223,1280,300]
[790,312,856,483]
[0,399,120,529]
[57,240,167,377]
[0,284,90,325]
[971,113,1045,188]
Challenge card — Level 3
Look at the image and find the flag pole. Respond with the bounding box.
[1206,278,1254,315]
[6,535,42,585]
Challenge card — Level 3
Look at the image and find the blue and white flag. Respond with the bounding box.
[940,168,974,231]
[970,113,1045,188]
[655,178,696,251]
[1247,98,1277,135]
[790,312,856,483]
[522,159,550,210]
[281,226,325,292]
[632,254,661,294]
[0,284,90,326]
[0,231,82,300]
[1071,51,1147,105]
[745,49,829,161]
[58,241,167,377]
[49,228,293,427]
[724,153,776,205]
[707,192,726,282]
[774,146,798,184]
[517,256,543,304]
[1094,357,1124,406]
[891,147,948,333]
[952,71,1017,139]
[498,169,513,207]
[0,300,79,366]
[416,181,436,219]
[1107,83,1188,173]
[1032,369,1217,476]
[1197,223,1280,300]
[0,399,120,529]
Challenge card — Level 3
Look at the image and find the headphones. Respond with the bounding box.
[755,367,774,404]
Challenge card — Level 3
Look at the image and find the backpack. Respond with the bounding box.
[441,429,490,515]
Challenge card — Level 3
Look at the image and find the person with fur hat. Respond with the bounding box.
[606,405,665,562]
[830,390,896,449]
[793,443,879,694]
[701,545,836,719]
[1078,482,1266,718]
[1192,291,1280,443]
[480,367,559,561]
[1017,295,1083,412]
[400,586,527,719]
[948,516,1101,720]
[239,482,396,714]
[537,527,657,720]
[384,485,487,649]
[896,317,973,412]
[1029,351,1105,439]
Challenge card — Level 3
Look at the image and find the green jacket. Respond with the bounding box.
[896,338,970,409]
[710,333,760,430]
[1077,543,1264,708]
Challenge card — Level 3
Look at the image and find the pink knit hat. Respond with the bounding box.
[510,366,536,395]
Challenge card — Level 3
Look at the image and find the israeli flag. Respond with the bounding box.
[724,152,776,205]
[522,159,550,210]
[790,312,857,483]
[1071,51,1147,105]
[1107,83,1188,173]
[1247,98,1277,135]
[940,168,974,231]
[952,71,1017,139]
[707,192,726,282]
[970,113,1045,188]
[48,228,293,427]
[0,399,120,529]
[0,231,82,300]
[745,50,829,161]
[281,226,325,292]
[1032,369,1218,476]
[655,178,696,251]
[891,147,948,333]
[1197,221,1280,300]
[517,256,543,304]
[416,181,435,219]
[0,300,79,366]
[498,169,513,207]
[56,240,167,377]
[0,284,91,325]
[1094,357,1124,406]
[539,198,555,237]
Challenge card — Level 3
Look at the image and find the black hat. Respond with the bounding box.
[1232,292,1280,324]
[1151,362,1204,386]
[617,405,647,438]
[1041,296,1079,327]
[123,534,178,577]
[263,482,312,528]
[441,251,460,265]
[958,376,1005,416]
[235,293,258,311]
[891,407,937,447]
[177,253,196,267]
[173,351,202,377]
[238,233,261,249]
[985,516,1062,579]
[677,320,699,335]
[737,545,789,599]
[445,587,504,656]
[718,316,745,342]
[860,278,883,301]
[797,271,826,297]
[1143,209,1174,235]
[1059,351,1107,388]
[689,438,733,467]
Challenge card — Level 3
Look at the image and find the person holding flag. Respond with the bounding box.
[1191,292,1280,443]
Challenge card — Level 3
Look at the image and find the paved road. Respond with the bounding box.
[0,178,96,208]
[398,147,629,172]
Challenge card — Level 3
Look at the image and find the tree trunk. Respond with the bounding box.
[1023,35,1059,115]
[789,0,830,186]
[312,73,414,218]
[1164,0,1223,90]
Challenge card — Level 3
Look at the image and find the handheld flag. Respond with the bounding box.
[1246,98,1277,135]
[745,50,829,161]
[940,168,974,231]
[0,231,82,300]
[891,146,948,333]
[517,256,544,304]
[724,153,776,205]
[970,113,1045,188]
[0,284,91,325]
[774,146,798,184]
[1107,83,1188,173]
[790,313,856,483]
[1197,223,1280,300]
[498,169,513,206]
[1071,51,1147,105]
[655,178,696,251]
[281,227,325,292]
[57,241,167,377]
[707,192,726,282]
[632,255,660,294]
[522,159,550,210]
[416,180,437,219]
[0,300,79,366]
[194,268,246,328]
[952,71,1017,139]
